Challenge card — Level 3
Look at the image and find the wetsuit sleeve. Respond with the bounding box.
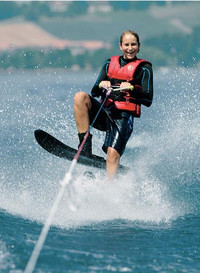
[91,59,111,97]
[133,63,153,107]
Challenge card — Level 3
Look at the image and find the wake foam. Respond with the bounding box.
[0,166,177,229]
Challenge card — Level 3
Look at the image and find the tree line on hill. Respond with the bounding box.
[0,1,169,21]
[0,1,199,70]
[0,25,199,70]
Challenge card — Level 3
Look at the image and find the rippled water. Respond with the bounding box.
[0,67,199,272]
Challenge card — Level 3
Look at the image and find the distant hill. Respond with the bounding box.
[0,21,110,53]
[1,1,200,49]
[0,22,67,51]
[37,2,200,43]
[0,1,199,69]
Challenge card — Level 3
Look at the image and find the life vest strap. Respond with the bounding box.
[114,101,141,117]
[103,98,141,117]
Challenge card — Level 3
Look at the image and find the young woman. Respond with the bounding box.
[73,30,153,179]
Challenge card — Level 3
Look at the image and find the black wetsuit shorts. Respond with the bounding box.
[89,96,134,156]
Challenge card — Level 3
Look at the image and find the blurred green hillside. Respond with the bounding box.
[37,2,200,42]
[0,1,200,69]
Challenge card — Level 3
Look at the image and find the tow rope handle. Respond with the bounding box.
[99,84,134,93]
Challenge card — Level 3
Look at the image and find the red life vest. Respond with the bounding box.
[105,56,150,117]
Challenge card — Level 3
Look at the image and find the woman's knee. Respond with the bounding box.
[107,147,120,163]
[74,91,88,103]
[74,92,91,108]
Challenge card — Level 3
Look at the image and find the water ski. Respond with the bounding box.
[34,129,128,172]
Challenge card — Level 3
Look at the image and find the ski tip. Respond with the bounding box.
[34,129,46,137]
[34,129,48,144]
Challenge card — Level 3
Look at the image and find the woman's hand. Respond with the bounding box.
[99,81,111,89]
[120,82,131,90]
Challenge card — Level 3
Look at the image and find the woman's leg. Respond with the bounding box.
[74,91,91,133]
[74,92,93,155]
[106,147,120,180]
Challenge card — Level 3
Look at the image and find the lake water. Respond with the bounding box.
[0,67,200,272]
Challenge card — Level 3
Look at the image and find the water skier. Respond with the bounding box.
[74,30,153,179]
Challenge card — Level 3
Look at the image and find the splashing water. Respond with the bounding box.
[0,68,199,230]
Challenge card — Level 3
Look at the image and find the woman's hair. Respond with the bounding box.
[120,30,140,47]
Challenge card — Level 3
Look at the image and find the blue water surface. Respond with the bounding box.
[0,68,200,272]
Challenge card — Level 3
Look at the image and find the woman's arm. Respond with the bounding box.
[91,59,110,97]
[133,63,153,107]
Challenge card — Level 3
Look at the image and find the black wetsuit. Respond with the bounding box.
[88,56,153,156]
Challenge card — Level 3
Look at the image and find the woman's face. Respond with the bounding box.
[119,34,139,60]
